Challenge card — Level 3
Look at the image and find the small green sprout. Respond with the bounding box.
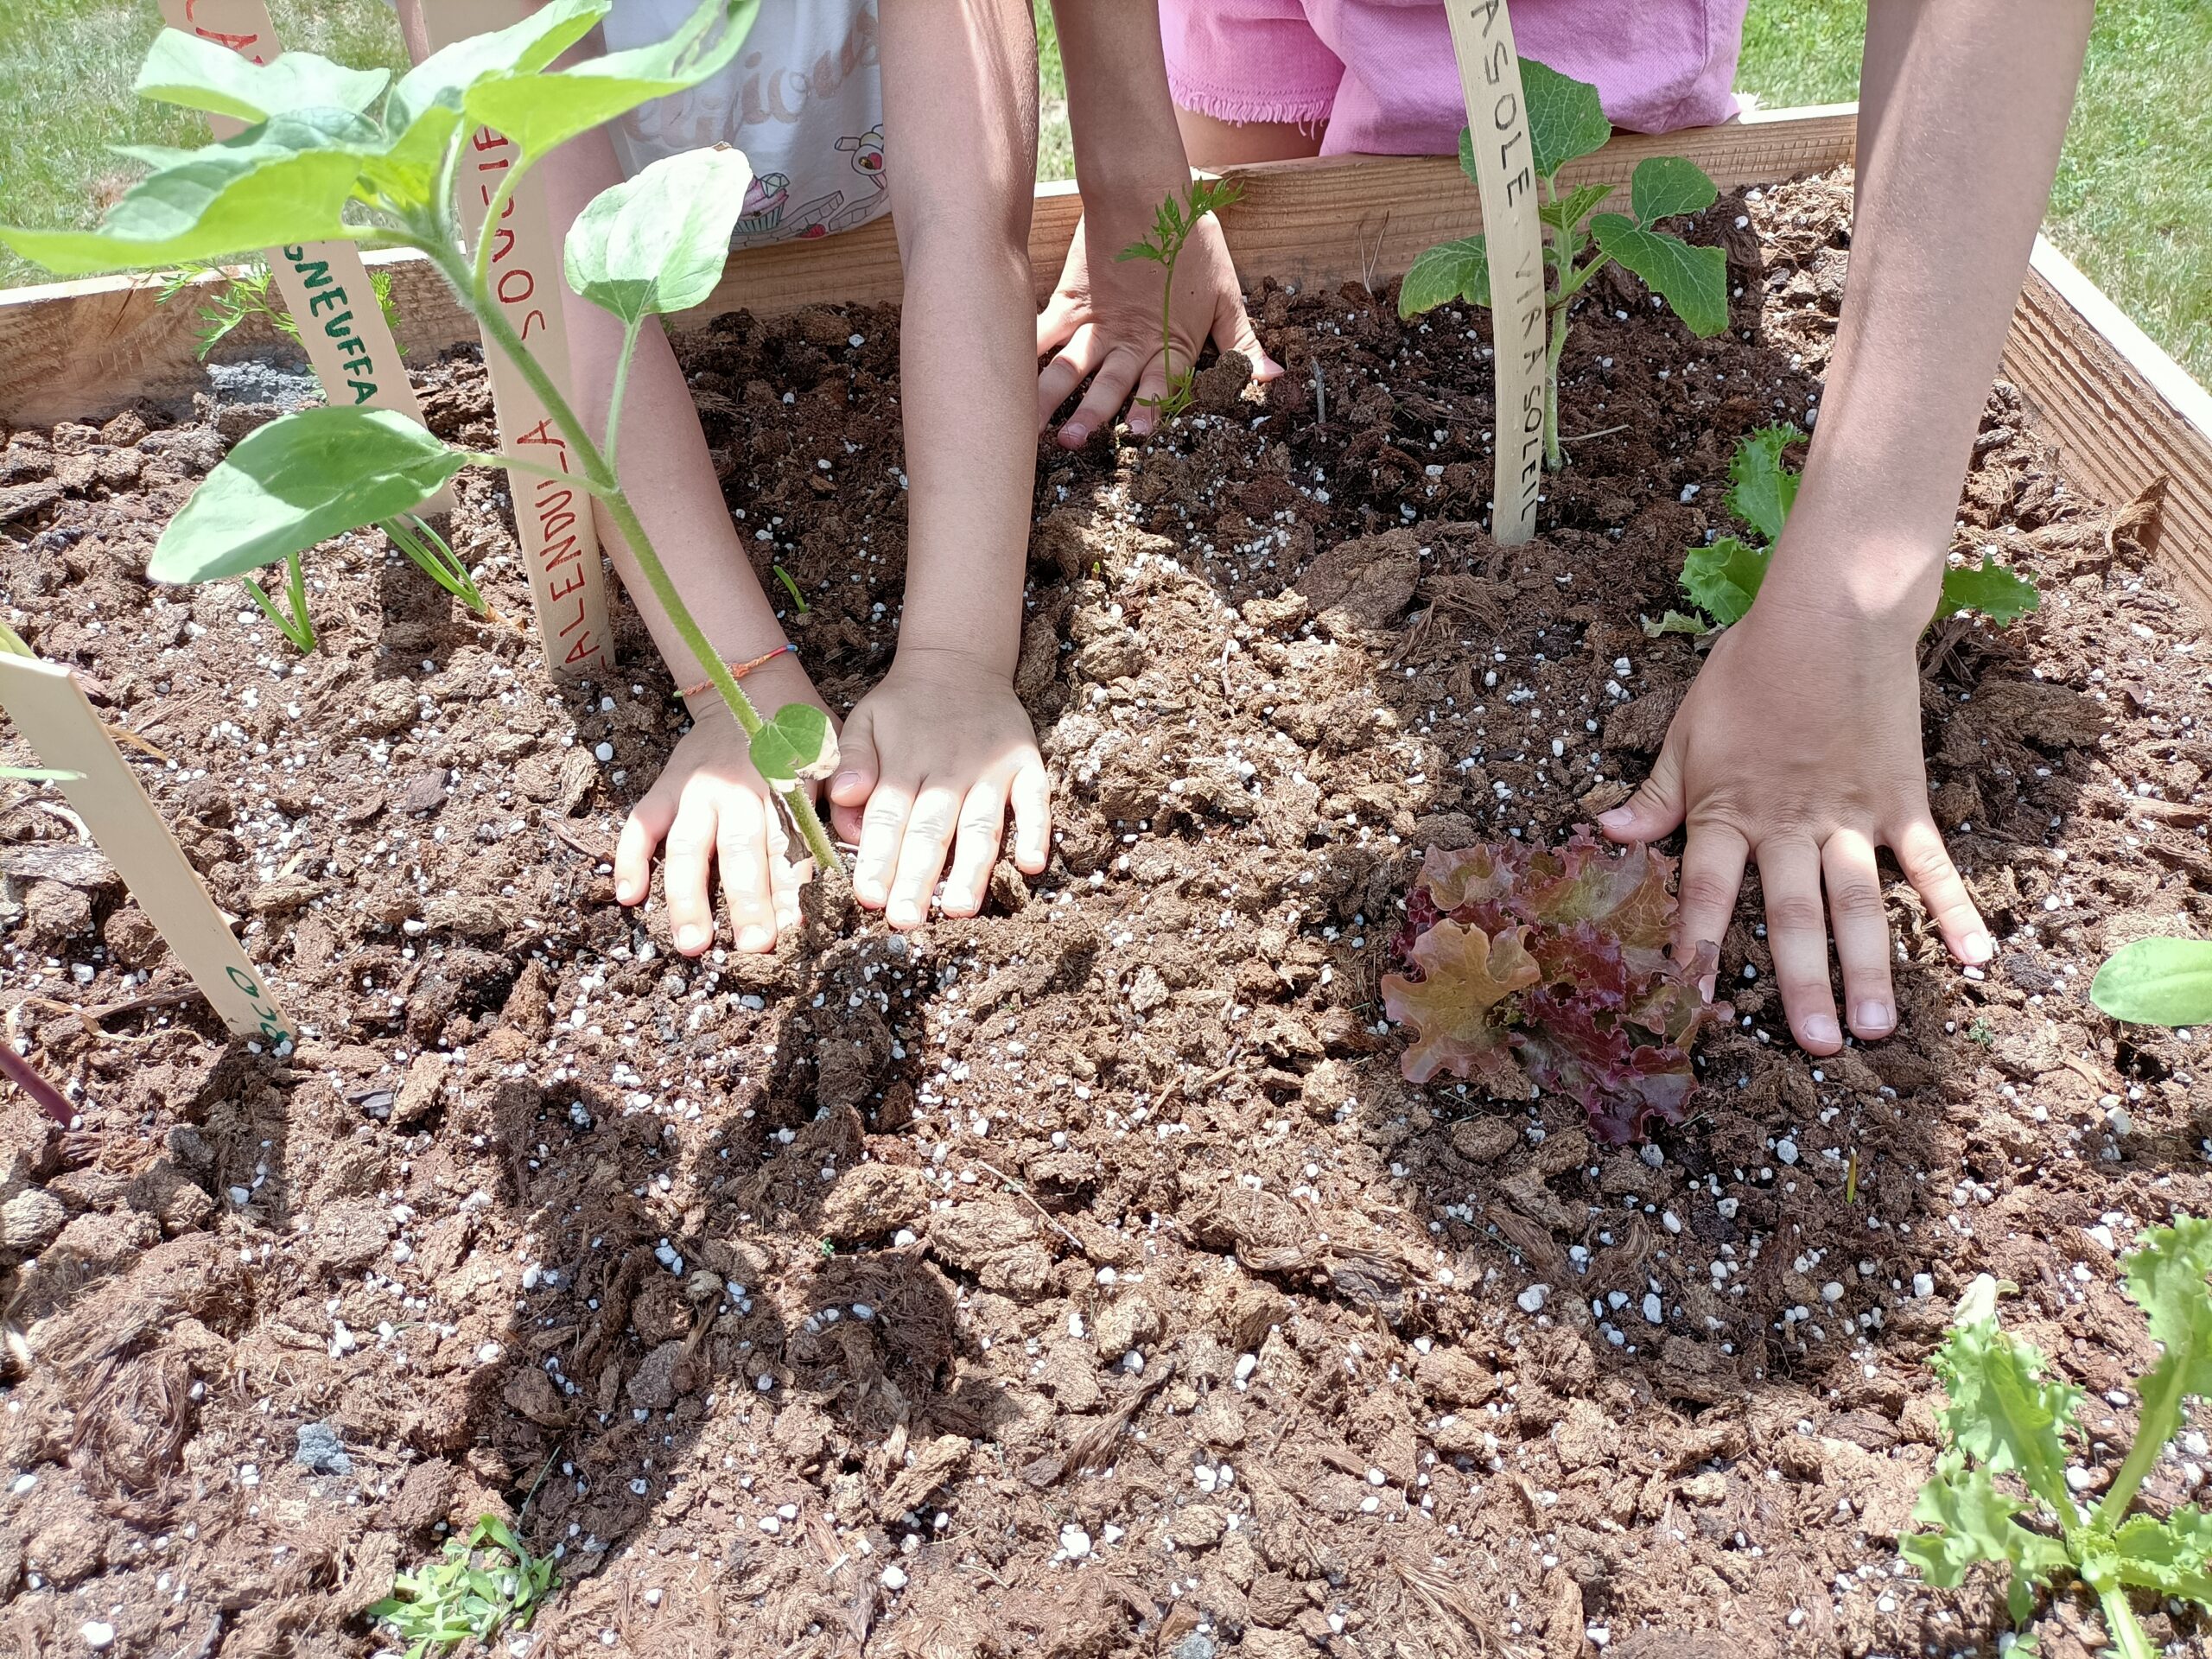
[157,255,401,361]
[369,1516,558,1659]
[2091,938,2212,1028]
[1903,1221,2212,1659]
[1400,59,1727,472]
[1678,424,2038,630]
[1116,176,1245,423]
[382,512,508,627]
[772,563,809,613]
[241,549,316,654]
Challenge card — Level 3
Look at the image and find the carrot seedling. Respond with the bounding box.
[1116,176,1245,423]
[1399,59,1726,472]
[157,255,401,361]
[371,1515,558,1658]
[1675,425,2038,631]
[0,0,840,873]
[1904,1223,2212,1659]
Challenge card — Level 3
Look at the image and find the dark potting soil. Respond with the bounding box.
[0,168,2208,1659]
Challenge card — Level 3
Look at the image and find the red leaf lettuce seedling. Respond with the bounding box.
[1671,424,2039,633]
[1397,59,1728,473]
[1904,1220,2212,1659]
[1382,828,1729,1143]
[1116,176,1245,423]
[0,0,841,873]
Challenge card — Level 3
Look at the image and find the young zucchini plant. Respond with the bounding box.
[2091,938,2212,1028]
[1666,424,2039,632]
[0,0,840,873]
[1904,1221,2212,1659]
[1398,59,1727,472]
[1116,176,1244,422]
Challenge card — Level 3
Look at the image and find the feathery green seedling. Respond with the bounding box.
[1669,424,2038,632]
[1904,1223,2212,1659]
[0,0,840,873]
[157,255,400,361]
[2091,938,2212,1027]
[1115,176,1245,422]
[1400,60,1726,472]
[369,1516,558,1658]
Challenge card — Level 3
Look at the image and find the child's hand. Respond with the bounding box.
[1036,208,1281,446]
[827,652,1051,927]
[613,657,827,957]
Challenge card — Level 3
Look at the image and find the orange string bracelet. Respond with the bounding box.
[680,642,798,701]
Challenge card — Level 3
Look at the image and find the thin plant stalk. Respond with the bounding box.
[416,235,839,873]
[383,513,514,628]
[242,550,316,652]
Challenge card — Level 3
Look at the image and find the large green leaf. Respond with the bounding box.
[1726,423,1802,543]
[0,113,375,276]
[1904,1448,2071,1592]
[565,145,753,324]
[134,30,389,124]
[2118,1217,2212,1451]
[149,409,465,584]
[386,0,608,137]
[1936,558,2040,624]
[749,702,838,788]
[1681,534,1769,626]
[2091,938,2212,1027]
[1588,214,1728,337]
[1400,235,1491,317]
[1630,155,1718,226]
[1522,58,1611,182]
[1930,1274,2083,1520]
[2113,1509,2212,1605]
[465,0,760,163]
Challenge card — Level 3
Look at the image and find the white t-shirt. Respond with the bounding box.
[602,1,887,248]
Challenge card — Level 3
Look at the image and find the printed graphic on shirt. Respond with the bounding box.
[606,0,887,249]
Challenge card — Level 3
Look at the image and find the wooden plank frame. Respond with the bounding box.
[1,103,2206,616]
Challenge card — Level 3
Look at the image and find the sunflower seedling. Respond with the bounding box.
[0,0,840,872]
[2090,938,2212,1028]
[1400,59,1726,471]
[1904,1221,2212,1659]
[1669,424,2038,633]
[1116,176,1244,422]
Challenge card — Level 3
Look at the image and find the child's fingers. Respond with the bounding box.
[887,784,962,930]
[940,774,1010,919]
[1214,290,1284,380]
[614,778,679,906]
[1038,324,1102,432]
[853,776,915,911]
[1126,356,1171,437]
[1062,346,1146,447]
[829,709,880,848]
[661,786,721,956]
[1010,758,1052,874]
[766,804,810,936]
[714,785,779,954]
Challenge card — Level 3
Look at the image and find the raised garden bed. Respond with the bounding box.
[3,109,2212,1659]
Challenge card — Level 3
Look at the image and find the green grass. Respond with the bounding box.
[2,2,2199,383]
[1738,0,2211,382]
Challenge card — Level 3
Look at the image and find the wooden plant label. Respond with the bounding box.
[419,0,619,679]
[1441,0,1545,546]
[155,0,454,515]
[0,656,295,1047]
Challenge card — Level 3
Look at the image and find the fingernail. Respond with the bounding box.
[1802,1014,1840,1046]
[736,926,771,953]
[831,771,861,793]
[1597,808,1631,830]
[617,881,639,905]
[1063,423,1086,444]
[1962,931,1994,964]
[1856,1001,1894,1033]
[675,924,707,952]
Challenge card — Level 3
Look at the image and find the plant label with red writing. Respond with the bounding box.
[1441,0,1545,546]
[156,0,453,516]
[420,0,618,679]
[0,655,295,1047]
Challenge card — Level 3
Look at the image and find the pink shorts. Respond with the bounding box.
[1163,0,1746,156]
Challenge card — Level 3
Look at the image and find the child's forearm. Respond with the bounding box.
[1764,0,2092,622]
[1051,1,1188,200]
[879,0,1040,683]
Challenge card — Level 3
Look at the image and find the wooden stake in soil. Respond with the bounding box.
[1440,0,1546,546]
[155,0,454,516]
[0,656,296,1048]
[417,0,620,680]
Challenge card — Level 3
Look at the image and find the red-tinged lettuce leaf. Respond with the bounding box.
[1626,941,1731,1045]
[1382,919,1541,1087]
[1531,920,1633,1007]
[1516,983,1699,1142]
[1513,829,1676,959]
[1421,842,1516,913]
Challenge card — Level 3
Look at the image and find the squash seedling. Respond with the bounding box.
[1400,59,1728,473]
[1116,176,1245,423]
[2090,938,2212,1028]
[1904,1223,2212,1659]
[1669,424,2039,632]
[0,0,840,873]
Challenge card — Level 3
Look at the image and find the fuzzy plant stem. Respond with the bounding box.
[428,242,841,874]
[0,1045,74,1127]
[1541,307,1569,473]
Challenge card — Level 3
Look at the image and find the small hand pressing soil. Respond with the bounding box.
[0,168,2206,1658]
